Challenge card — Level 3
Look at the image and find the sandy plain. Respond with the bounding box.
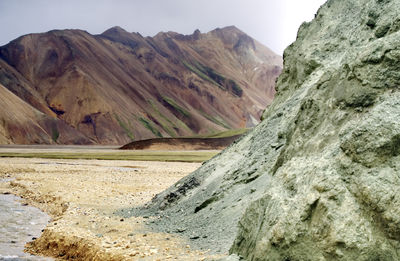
[0,149,225,260]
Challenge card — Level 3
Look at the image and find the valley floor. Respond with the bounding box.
[0,154,225,260]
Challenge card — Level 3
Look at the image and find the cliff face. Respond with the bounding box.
[136,0,400,259]
[0,26,281,144]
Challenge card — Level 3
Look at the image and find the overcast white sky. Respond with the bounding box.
[0,0,326,54]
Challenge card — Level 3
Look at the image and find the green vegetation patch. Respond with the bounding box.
[227,79,243,97]
[188,128,249,138]
[149,98,191,133]
[115,114,135,141]
[151,112,176,137]
[161,96,190,117]
[182,60,216,85]
[139,117,163,137]
[175,118,192,133]
[51,127,59,143]
[182,60,243,97]
[198,111,231,129]
[0,151,218,163]
[147,99,177,137]
[200,128,249,138]
[201,65,226,86]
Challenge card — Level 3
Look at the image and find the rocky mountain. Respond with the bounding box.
[0,26,282,144]
[130,0,400,260]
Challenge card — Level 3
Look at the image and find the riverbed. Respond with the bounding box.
[0,192,51,260]
[0,156,224,260]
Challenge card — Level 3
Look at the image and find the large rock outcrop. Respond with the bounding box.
[129,0,400,260]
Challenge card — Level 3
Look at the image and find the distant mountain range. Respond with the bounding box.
[0,26,282,144]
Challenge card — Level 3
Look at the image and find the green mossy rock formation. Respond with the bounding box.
[129,0,400,260]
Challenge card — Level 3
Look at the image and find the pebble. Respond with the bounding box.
[129,251,139,256]
[175,228,186,233]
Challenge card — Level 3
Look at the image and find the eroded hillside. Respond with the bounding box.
[0,26,281,144]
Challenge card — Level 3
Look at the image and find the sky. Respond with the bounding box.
[0,0,326,55]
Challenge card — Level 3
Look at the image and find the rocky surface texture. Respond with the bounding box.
[131,0,400,260]
[0,157,226,260]
[0,26,281,144]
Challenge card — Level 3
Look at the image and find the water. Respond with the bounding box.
[0,193,52,260]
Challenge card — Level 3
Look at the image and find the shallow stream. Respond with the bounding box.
[0,193,52,260]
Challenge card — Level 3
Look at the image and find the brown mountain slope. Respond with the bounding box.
[0,83,93,144]
[0,26,282,144]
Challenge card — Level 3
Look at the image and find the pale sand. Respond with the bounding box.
[0,157,225,260]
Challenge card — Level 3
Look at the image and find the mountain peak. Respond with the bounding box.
[101,26,129,36]
[191,29,201,40]
[208,25,254,50]
[213,25,243,34]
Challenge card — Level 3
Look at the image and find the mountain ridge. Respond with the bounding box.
[0,26,282,144]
